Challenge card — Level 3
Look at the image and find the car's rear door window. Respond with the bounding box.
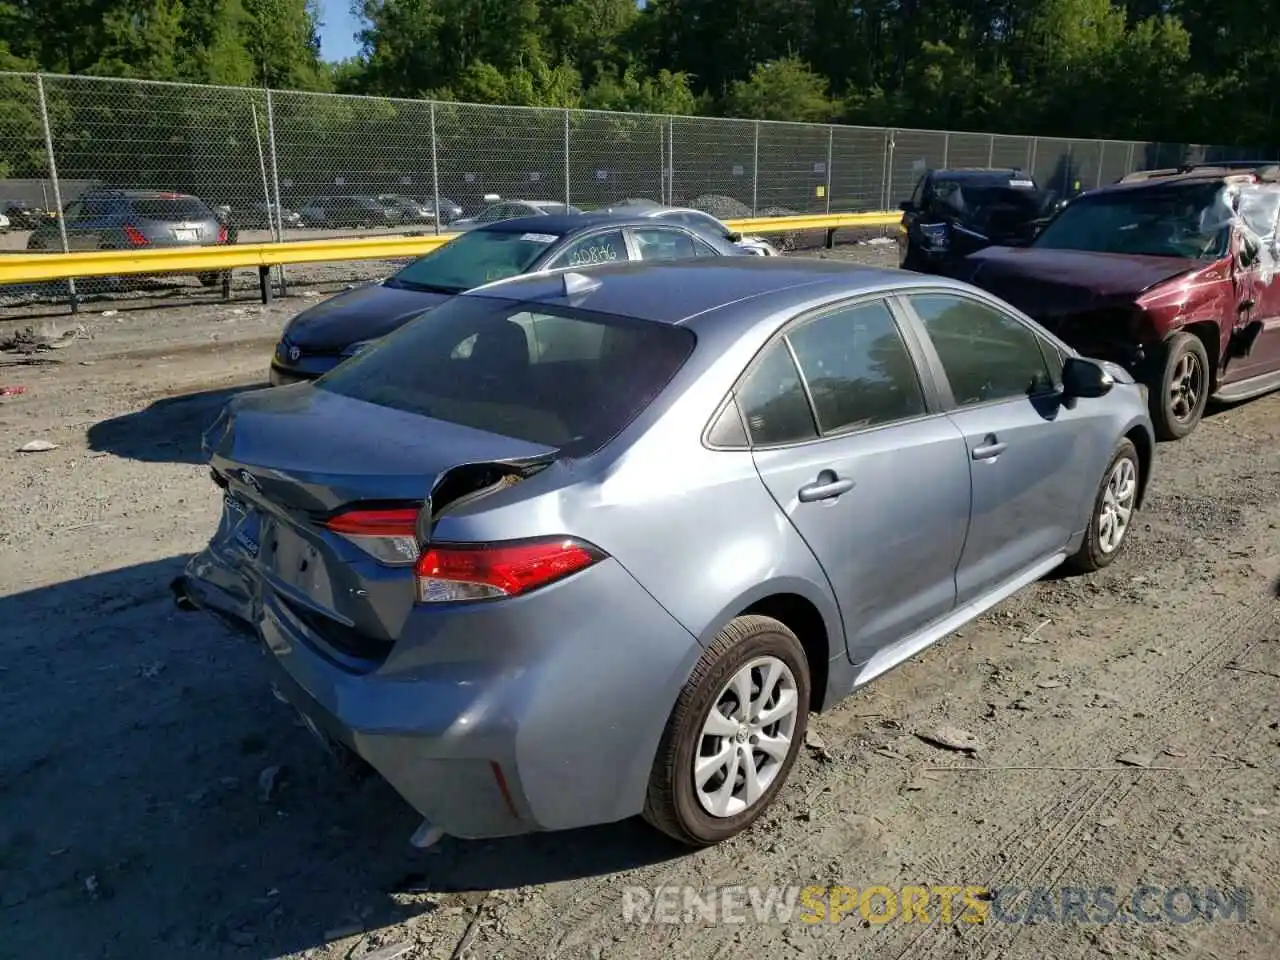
[318,296,696,455]
[735,340,818,445]
[786,299,927,433]
[549,230,627,268]
[908,293,1057,405]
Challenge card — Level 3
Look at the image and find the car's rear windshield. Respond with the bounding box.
[1032,182,1230,260]
[384,229,562,294]
[317,295,696,456]
[130,198,213,220]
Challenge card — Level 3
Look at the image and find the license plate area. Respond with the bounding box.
[173,227,198,242]
[224,492,260,558]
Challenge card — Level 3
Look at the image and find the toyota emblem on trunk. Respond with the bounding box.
[288,345,301,362]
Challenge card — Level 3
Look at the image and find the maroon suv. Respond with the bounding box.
[948,162,1280,439]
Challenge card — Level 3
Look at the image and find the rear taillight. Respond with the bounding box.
[123,224,148,247]
[217,224,228,243]
[324,507,420,566]
[415,538,604,603]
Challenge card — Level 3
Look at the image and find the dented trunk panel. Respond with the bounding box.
[189,384,559,666]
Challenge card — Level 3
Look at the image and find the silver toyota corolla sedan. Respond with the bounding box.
[177,258,1155,848]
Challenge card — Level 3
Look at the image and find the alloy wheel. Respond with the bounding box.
[694,656,799,818]
[1098,456,1138,554]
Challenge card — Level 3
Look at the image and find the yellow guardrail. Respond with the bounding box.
[0,211,900,287]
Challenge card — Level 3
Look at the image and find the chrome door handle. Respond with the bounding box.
[972,440,1007,460]
[798,471,855,502]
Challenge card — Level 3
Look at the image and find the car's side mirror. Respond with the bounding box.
[1061,357,1114,399]
[899,200,915,212]
[726,231,742,242]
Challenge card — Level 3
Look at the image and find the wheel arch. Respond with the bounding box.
[697,578,844,713]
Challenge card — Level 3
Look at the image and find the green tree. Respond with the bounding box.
[725,57,835,122]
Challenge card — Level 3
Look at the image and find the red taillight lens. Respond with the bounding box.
[217,224,228,243]
[415,538,604,603]
[123,224,148,247]
[324,507,420,566]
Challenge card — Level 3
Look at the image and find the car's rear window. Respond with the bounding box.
[386,229,563,294]
[131,198,213,220]
[317,295,696,456]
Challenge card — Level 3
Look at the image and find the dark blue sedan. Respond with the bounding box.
[269,213,747,385]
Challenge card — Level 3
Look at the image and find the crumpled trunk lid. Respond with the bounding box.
[180,384,556,663]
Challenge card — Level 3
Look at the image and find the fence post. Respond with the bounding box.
[988,134,996,168]
[751,121,760,216]
[1096,142,1106,188]
[35,74,77,314]
[264,88,287,297]
[1061,143,1072,197]
[668,116,675,205]
[563,109,571,209]
[825,125,833,214]
[1125,141,1136,175]
[658,119,665,204]
[251,103,276,243]
[880,129,895,210]
[1028,138,1039,180]
[430,102,441,237]
[942,132,950,169]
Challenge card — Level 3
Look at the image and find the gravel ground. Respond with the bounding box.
[2,241,1278,960]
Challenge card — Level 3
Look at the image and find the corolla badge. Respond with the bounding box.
[238,469,262,493]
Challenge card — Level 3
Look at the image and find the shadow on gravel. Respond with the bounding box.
[87,385,265,464]
[1,556,683,959]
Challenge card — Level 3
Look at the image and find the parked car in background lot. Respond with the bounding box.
[298,195,397,229]
[269,212,745,384]
[897,168,1059,273]
[181,258,1153,847]
[0,212,9,232]
[2,197,52,230]
[949,162,1280,439]
[219,202,303,230]
[451,199,581,229]
[376,194,436,224]
[26,190,231,286]
[610,201,779,256]
[428,196,465,223]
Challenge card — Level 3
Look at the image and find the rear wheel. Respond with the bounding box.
[1149,332,1210,440]
[643,615,810,847]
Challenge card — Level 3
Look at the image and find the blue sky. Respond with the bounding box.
[317,0,362,62]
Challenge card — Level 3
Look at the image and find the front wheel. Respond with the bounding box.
[1149,332,1210,440]
[1063,438,1141,573]
[643,615,810,847]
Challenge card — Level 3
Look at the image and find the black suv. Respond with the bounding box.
[897,168,1060,273]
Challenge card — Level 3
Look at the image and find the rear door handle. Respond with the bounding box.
[972,436,1007,460]
[798,470,855,502]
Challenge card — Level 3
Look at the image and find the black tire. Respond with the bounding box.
[1148,332,1210,440]
[643,614,810,847]
[1063,438,1141,574]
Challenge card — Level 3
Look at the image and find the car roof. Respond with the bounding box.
[1093,167,1275,195]
[480,212,671,234]
[463,257,970,325]
[929,168,1031,181]
[83,190,203,200]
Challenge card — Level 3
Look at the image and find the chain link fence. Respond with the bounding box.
[0,70,1273,313]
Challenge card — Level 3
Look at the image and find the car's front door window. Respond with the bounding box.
[632,227,698,261]
[907,293,1058,405]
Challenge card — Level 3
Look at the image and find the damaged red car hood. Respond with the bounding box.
[957,246,1203,318]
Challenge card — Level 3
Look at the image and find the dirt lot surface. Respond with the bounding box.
[2,240,1278,960]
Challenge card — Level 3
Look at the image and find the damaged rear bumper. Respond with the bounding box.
[177,545,701,840]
